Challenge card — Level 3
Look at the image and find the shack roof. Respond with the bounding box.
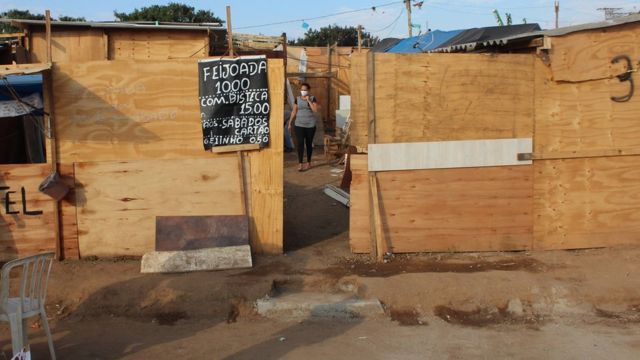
[385,30,464,53]
[428,13,640,53]
[0,18,225,31]
[430,23,541,53]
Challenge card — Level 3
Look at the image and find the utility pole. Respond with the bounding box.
[357,25,363,52]
[405,0,413,37]
[554,1,559,29]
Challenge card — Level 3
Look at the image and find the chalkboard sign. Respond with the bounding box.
[198,56,270,150]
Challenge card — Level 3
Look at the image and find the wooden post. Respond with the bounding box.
[282,33,288,73]
[45,10,52,63]
[357,25,363,52]
[554,1,559,29]
[366,50,385,261]
[405,0,413,37]
[226,6,234,57]
[237,151,248,216]
[326,43,332,129]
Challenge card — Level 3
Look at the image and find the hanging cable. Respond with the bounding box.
[234,1,404,30]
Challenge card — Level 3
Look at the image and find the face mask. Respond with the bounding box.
[300,90,309,96]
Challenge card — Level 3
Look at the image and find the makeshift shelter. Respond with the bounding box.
[0,19,285,260]
[349,15,640,256]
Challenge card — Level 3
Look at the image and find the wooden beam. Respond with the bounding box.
[209,143,260,154]
[282,33,288,72]
[43,69,62,260]
[226,6,234,57]
[237,151,248,216]
[0,33,25,38]
[286,71,337,78]
[45,10,52,63]
[369,173,385,261]
[326,43,332,127]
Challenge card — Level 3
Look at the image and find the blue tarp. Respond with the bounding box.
[0,74,43,101]
[385,30,464,53]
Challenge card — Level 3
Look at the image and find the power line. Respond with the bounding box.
[234,1,404,30]
[369,7,405,33]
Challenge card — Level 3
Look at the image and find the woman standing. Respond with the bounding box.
[288,83,319,171]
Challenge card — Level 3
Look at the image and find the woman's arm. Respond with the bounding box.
[288,104,298,129]
[307,97,319,113]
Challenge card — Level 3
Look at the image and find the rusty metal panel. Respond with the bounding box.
[155,215,249,251]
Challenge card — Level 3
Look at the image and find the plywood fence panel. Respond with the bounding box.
[534,156,640,250]
[55,58,284,255]
[378,165,533,253]
[53,59,205,163]
[108,30,208,60]
[349,155,371,253]
[349,53,534,148]
[75,157,244,257]
[534,55,640,157]
[30,29,106,63]
[548,23,640,82]
[0,164,56,261]
[53,59,283,164]
[349,155,533,253]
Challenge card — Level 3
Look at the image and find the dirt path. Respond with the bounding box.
[2,152,640,359]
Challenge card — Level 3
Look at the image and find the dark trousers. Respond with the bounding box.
[294,125,316,163]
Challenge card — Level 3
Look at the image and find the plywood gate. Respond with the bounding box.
[350,22,640,254]
[349,52,535,253]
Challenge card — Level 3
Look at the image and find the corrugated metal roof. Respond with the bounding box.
[385,30,464,53]
[428,13,640,53]
[430,24,541,53]
[0,18,224,31]
[543,13,640,36]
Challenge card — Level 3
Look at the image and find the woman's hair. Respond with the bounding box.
[301,82,311,90]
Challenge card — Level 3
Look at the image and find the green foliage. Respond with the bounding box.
[289,25,379,47]
[113,2,222,23]
[58,16,86,22]
[0,9,86,33]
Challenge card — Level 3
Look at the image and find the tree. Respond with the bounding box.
[58,16,86,22]
[289,25,379,47]
[0,9,86,33]
[114,3,222,23]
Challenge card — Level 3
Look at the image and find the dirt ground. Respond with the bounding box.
[2,151,640,359]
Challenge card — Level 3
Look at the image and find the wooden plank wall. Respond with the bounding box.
[30,29,106,63]
[533,24,640,250]
[0,164,56,261]
[107,29,208,60]
[350,155,533,253]
[349,24,640,254]
[547,23,640,82]
[349,52,535,149]
[51,58,284,256]
[75,157,243,256]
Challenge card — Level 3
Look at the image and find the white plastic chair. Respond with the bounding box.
[0,252,55,359]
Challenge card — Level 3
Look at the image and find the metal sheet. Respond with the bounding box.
[155,215,249,251]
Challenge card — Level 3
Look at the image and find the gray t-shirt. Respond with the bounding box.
[294,95,317,128]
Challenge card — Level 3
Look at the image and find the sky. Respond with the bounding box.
[1,0,639,39]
